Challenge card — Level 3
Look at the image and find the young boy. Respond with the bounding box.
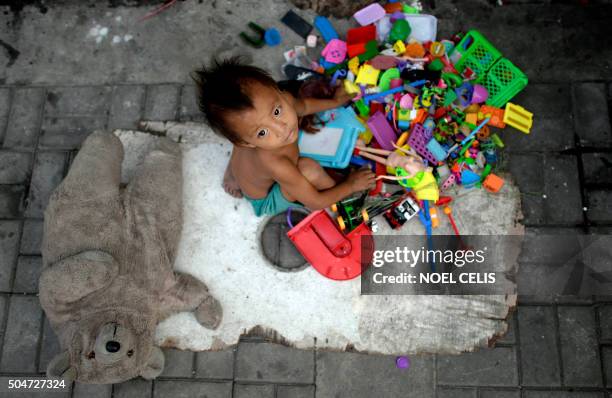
[193,57,376,216]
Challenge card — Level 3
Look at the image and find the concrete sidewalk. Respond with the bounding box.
[0,1,610,397]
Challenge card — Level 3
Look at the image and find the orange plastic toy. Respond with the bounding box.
[483,173,504,193]
[480,105,506,128]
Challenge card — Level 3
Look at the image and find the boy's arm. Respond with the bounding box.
[268,157,374,210]
[288,85,355,117]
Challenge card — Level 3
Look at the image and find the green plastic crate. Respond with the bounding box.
[451,30,502,81]
[483,58,528,108]
[450,29,528,107]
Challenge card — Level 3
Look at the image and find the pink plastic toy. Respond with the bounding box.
[353,3,386,26]
[399,94,413,109]
[471,84,488,104]
[407,123,437,165]
[321,39,347,64]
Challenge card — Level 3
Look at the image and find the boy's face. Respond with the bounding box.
[226,81,299,150]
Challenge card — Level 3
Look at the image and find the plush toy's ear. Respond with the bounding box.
[139,347,165,380]
[39,251,118,305]
[46,351,77,382]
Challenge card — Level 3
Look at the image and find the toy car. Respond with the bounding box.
[383,196,420,229]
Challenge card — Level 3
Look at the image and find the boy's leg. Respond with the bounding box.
[223,149,242,198]
[297,157,335,190]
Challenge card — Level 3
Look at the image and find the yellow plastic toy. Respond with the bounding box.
[393,40,406,55]
[348,57,360,76]
[503,102,533,134]
[343,79,360,95]
[355,64,380,86]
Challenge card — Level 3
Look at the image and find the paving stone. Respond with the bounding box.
[0,295,43,373]
[497,311,516,344]
[160,349,194,378]
[0,88,11,144]
[517,306,562,386]
[143,84,180,121]
[276,385,314,398]
[587,190,612,223]
[523,392,605,398]
[604,346,612,388]
[0,185,25,218]
[3,87,45,149]
[38,316,63,374]
[233,383,274,398]
[0,221,20,292]
[0,151,32,184]
[179,85,205,122]
[108,85,146,130]
[45,86,112,116]
[13,256,42,293]
[501,153,545,225]
[316,351,433,397]
[436,387,476,398]
[543,154,583,224]
[195,348,234,379]
[153,380,231,398]
[235,342,314,384]
[572,83,612,147]
[599,305,612,341]
[505,84,573,152]
[20,219,43,255]
[582,153,612,186]
[479,390,520,398]
[0,295,7,354]
[558,306,602,387]
[25,152,67,218]
[113,378,153,398]
[437,347,517,387]
[39,117,106,149]
[73,383,112,398]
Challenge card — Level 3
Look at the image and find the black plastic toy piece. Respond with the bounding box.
[281,10,313,39]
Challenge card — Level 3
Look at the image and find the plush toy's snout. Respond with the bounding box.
[93,323,135,365]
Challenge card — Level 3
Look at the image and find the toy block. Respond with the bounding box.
[460,169,481,186]
[479,105,506,128]
[347,24,376,45]
[426,138,447,162]
[407,123,437,165]
[357,40,379,62]
[343,80,360,95]
[503,102,533,134]
[356,64,380,86]
[353,3,386,26]
[465,112,478,125]
[314,16,338,43]
[483,173,504,193]
[366,111,396,150]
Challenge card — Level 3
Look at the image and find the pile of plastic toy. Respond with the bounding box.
[279,1,532,218]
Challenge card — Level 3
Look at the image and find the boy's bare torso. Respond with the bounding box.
[230,140,299,199]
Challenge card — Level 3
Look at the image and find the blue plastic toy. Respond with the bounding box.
[314,16,339,43]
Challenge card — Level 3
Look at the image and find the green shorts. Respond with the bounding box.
[244,183,302,217]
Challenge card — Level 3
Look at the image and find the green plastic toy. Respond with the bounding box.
[388,19,411,43]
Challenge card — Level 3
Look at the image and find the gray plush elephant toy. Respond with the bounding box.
[39,131,222,384]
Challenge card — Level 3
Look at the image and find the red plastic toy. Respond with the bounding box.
[287,210,374,281]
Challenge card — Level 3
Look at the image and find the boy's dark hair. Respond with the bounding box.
[192,56,278,143]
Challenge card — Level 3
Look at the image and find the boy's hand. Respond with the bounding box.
[348,167,377,192]
[333,83,356,105]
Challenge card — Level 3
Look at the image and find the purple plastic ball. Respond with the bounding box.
[396,356,410,369]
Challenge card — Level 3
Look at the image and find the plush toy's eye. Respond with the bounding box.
[87,351,95,359]
[127,349,134,357]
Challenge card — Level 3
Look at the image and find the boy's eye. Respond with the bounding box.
[257,129,268,138]
[274,106,282,117]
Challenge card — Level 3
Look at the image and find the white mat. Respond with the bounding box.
[115,128,523,355]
